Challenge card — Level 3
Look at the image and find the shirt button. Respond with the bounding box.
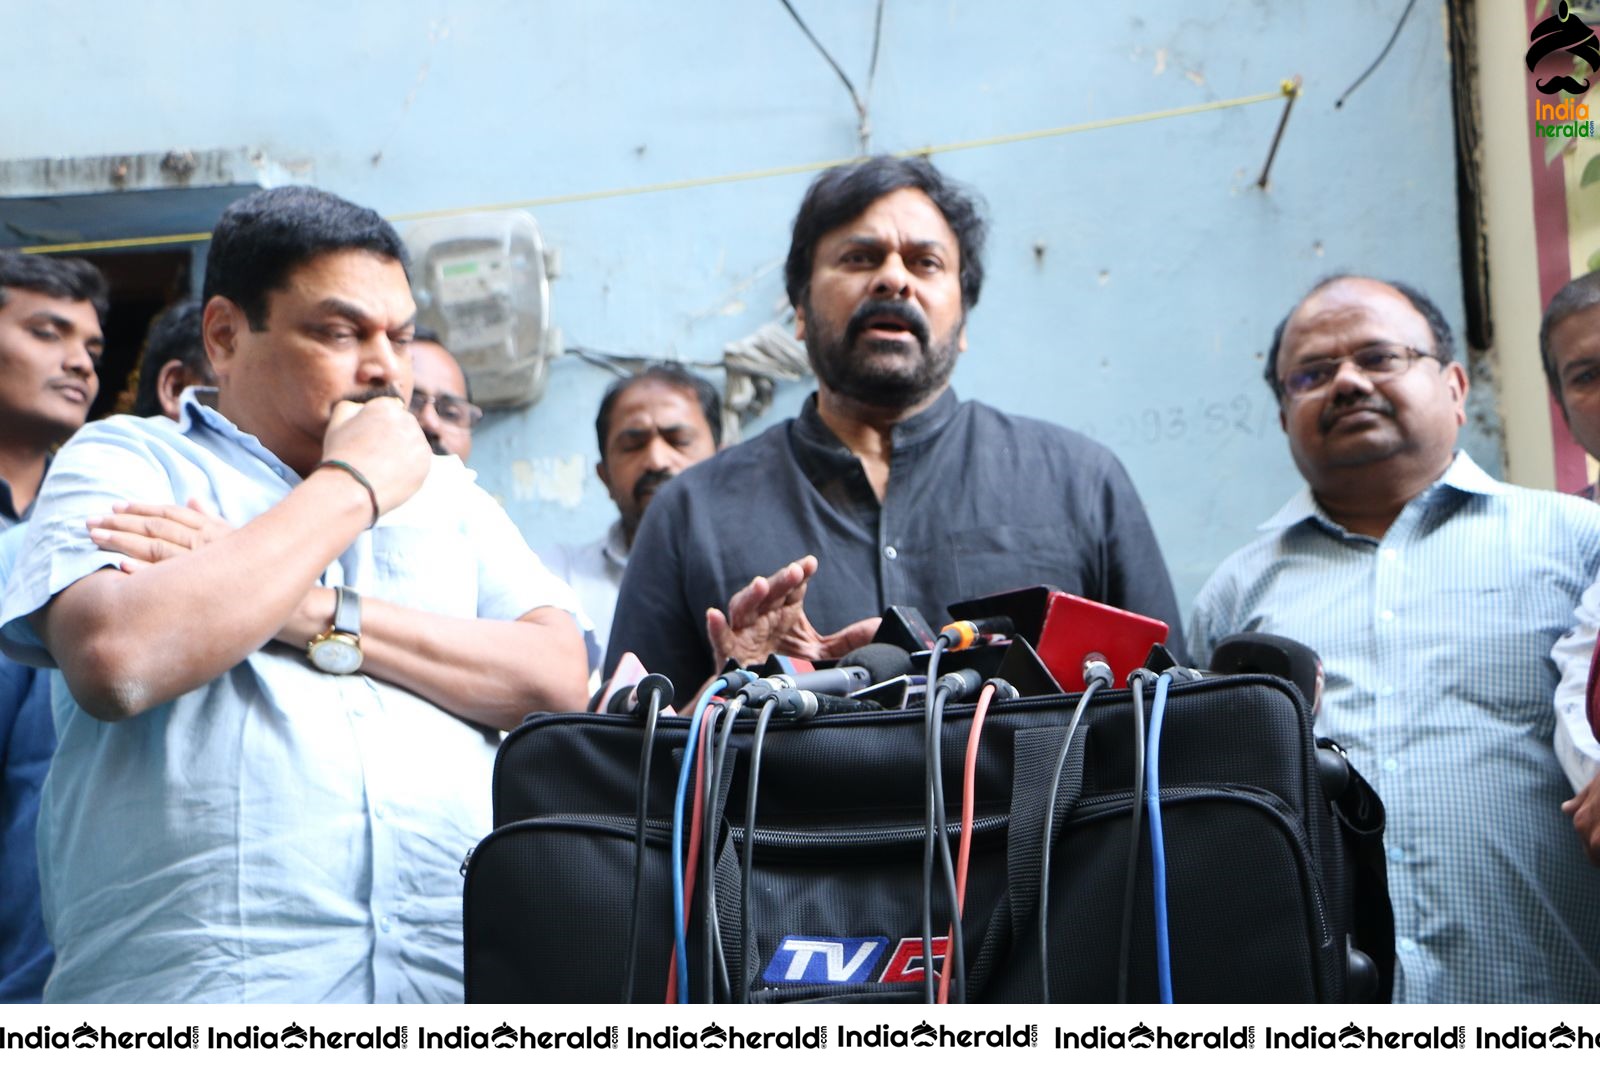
[373,805,386,821]
[1379,685,1395,697]
[1379,609,1395,622]
[1398,936,1417,952]
[1381,548,1398,561]
[1387,845,1404,862]
[883,545,898,560]
[379,916,392,933]
[1382,758,1398,772]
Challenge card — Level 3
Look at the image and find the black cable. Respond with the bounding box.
[698,698,724,1003]
[621,685,663,1003]
[1038,675,1106,1002]
[1334,0,1421,109]
[702,695,744,1003]
[778,0,867,122]
[1118,672,1149,1003]
[738,696,780,1004]
[921,634,948,1003]
[929,684,967,1002]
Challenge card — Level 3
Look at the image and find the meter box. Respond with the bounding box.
[405,211,554,408]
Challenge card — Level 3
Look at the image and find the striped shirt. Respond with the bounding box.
[1190,451,1600,1003]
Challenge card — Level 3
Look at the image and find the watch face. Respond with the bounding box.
[309,635,363,675]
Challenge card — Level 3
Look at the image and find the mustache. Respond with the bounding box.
[1319,392,1395,432]
[845,298,930,349]
[1537,74,1592,94]
[344,386,404,404]
[633,468,673,504]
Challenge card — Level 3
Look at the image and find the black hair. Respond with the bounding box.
[0,250,109,323]
[202,185,408,331]
[783,155,988,312]
[132,299,213,417]
[1540,270,1600,414]
[594,363,723,456]
[1264,274,1456,400]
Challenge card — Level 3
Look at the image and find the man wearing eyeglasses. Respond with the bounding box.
[408,327,480,461]
[1189,274,1600,1003]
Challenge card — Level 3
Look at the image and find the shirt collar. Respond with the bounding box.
[1259,449,1501,532]
[175,386,300,483]
[602,519,630,568]
[792,385,960,458]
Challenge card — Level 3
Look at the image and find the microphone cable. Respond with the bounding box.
[1146,670,1174,1003]
[667,675,735,1004]
[701,694,747,1003]
[1039,657,1112,1001]
[937,679,1007,1003]
[622,679,666,1003]
[921,633,949,1004]
[738,694,781,1004]
[926,681,967,1003]
[1117,669,1152,1004]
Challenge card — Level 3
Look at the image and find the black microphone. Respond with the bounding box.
[604,673,675,717]
[838,643,914,689]
[1208,632,1324,716]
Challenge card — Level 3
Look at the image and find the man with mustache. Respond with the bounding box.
[1189,275,1600,1002]
[406,326,479,460]
[0,251,105,1003]
[549,365,720,668]
[0,186,589,1003]
[604,156,1182,700]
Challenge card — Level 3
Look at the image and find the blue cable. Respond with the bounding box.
[672,678,724,1004]
[1145,672,1173,1003]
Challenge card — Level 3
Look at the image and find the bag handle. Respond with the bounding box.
[1005,724,1090,950]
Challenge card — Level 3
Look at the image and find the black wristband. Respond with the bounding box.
[315,459,381,528]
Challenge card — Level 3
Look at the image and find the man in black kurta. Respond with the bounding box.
[604,157,1181,699]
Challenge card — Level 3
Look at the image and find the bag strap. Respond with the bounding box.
[1005,724,1090,950]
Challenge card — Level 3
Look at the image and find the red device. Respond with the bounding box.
[1035,592,1168,688]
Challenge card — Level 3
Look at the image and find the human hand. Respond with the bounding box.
[1562,775,1600,866]
[320,397,431,516]
[704,555,879,669]
[86,499,233,574]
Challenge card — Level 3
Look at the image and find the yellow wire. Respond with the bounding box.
[19,83,1294,256]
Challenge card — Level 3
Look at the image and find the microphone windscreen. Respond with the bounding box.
[1208,632,1323,715]
[839,642,914,684]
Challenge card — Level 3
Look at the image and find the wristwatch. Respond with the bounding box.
[307,586,363,675]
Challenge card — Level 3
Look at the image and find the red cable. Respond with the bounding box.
[937,682,997,1004]
[665,700,717,1003]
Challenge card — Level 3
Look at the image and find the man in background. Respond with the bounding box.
[130,299,214,421]
[408,327,479,461]
[550,364,720,667]
[0,250,105,1002]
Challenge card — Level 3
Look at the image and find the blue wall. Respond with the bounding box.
[1,0,1480,614]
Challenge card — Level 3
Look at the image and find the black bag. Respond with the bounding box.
[463,674,1393,1003]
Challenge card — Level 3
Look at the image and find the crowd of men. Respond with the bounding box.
[1,155,1598,1004]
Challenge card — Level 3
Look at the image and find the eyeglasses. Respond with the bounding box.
[1279,343,1441,399]
[409,389,484,429]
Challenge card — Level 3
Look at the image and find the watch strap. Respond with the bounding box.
[333,586,361,636]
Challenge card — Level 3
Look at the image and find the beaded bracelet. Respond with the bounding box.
[314,459,380,528]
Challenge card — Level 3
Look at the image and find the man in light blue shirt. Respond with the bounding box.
[0,187,590,1003]
[1190,275,1600,1003]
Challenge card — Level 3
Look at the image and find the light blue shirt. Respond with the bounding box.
[1190,450,1600,1003]
[0,392,585,1003]
[546,520,628,672]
